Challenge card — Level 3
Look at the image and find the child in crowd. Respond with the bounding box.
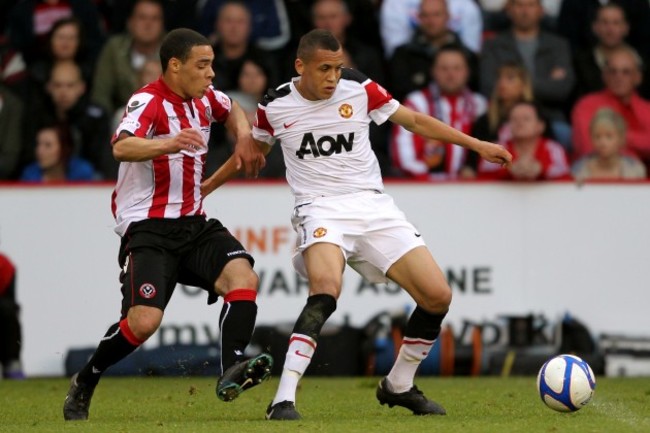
[572,108,646,181]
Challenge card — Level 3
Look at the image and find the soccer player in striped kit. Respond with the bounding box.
[202,29,512,420]
[63,28,271,421]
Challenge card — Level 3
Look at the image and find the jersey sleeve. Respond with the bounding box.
[365,80,399,125]
[111,92,157,143]
[252,104,277,145]
[205,85,232,123]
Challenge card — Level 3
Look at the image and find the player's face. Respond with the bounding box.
[178,45,215,99]
[592,122,623,158]
[295,48,344,101]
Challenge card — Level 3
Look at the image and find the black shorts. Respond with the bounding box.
[117,216,253,317]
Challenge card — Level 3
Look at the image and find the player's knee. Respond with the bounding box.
[308,275,342,299]
[214,268,259,295]
[419,285,452,313]
[128,312,162,341]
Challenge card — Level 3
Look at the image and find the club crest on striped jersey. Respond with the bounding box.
[338,103,353,119]
[313,227,327,238]
[139,283,157,299]
[127,100,146,113]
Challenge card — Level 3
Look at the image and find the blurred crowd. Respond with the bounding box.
[0,0,649,183]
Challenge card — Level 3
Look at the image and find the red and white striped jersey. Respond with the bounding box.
[111,78,231,236]
[391,85,486,180]
[252,69,399,205]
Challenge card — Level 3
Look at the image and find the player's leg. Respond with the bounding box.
[0,274,24,379]
[213,258,273,401]
[378,246,451,415]
[64,246,173,421]
[267,242,344,421]
[179,220,271,402]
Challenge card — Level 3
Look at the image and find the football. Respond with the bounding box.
[536,354,596,412]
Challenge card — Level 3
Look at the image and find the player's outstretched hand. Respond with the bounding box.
[233,134,266,178]
[478,141,513,167]
[166,128,206,153]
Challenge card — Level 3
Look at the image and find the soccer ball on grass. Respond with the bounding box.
[536,354,596,412]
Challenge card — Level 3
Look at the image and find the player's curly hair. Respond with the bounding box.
[297,29,341,63]
[159,28,211,73]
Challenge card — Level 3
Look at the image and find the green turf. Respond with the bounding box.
[1,376,649,433]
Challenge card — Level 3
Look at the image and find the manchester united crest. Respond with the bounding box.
[313,227,327,238]
[338,103,353,119]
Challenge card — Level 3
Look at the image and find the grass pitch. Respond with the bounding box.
[1,376,649,433]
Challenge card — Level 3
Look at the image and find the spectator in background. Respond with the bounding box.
[478,101,570,180]
[0,250,23,379]
[380,0,482,59]
[91,0,165,115]
[0,85,23,180]
[20,124,96,182]
[479,0,562,33]
[311,0,391,174]
[6,0,104,65]
[572,108,646,181]
[312,0,385,84]
[472,61,534,144]
[215,59,286,178]
[209,1,279,92]
[389,0,478,102]
[33,61,112,179]
[480,0,574,152]
[392,45,486,180]
[29,17,96,99]
[111,58,162,133]
[0,36,27,97]
[572,4,650,101]
[200,0,291,51]
[572,45,650,172]
[557,0,650,68]
[102,0,200,35]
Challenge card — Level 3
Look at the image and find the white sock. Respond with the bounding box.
[272,333,316,405]
[385,337,435,393]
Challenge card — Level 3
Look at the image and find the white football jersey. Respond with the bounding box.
[253,69,399,205]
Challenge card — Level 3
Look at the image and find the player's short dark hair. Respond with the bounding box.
[296,29,341,63]
[159,28,211,72]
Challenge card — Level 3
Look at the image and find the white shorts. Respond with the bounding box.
[291,190,426,283]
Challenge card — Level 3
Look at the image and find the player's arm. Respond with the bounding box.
[389,104,513,166]
[201,139,271,197]
[201,139,272,198]
[225,100,266,178]
[112,129,206,162]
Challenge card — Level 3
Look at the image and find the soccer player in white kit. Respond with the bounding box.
[202,29,512,420]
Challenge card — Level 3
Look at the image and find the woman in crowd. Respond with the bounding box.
[20,124,96,182]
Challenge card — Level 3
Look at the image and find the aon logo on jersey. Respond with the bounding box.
[295,132,355,159]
